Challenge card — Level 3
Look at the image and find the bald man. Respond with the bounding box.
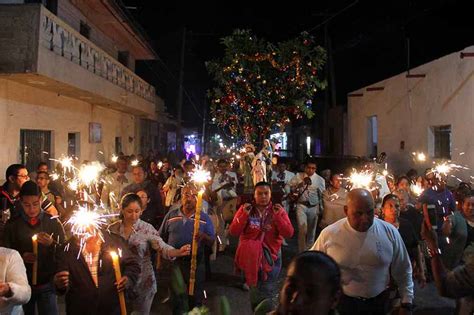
[311,189,414,315]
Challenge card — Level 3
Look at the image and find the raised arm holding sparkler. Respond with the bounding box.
[158,167,215,312]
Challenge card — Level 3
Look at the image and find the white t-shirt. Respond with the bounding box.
[312,218,414,303]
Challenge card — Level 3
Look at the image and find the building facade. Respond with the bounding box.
[0,0,164,174]
[347,45,474,181]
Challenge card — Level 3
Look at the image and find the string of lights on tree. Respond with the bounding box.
[206,29,327,143]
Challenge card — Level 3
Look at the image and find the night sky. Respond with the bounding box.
[125,0,474,129]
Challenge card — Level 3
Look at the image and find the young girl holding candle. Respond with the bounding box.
[108,193,191,314]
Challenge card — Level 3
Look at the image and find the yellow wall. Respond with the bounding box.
[0,78,139,175]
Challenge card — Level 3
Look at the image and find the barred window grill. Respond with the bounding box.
[20,130,52,172]
[433,125,451,159]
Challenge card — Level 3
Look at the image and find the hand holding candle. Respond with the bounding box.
[188,167,211,296]
[110,251,127,315]
[32,235,38,285]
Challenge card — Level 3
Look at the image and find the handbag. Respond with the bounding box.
[259,208,274,267]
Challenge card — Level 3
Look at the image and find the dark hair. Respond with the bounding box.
[183,160,194,167]
[406,168,418,179]
[305,159,317,166]
[456,182,472,204]
[19,181,41,198]
[5,164,26,181]
[291,251,341,295]
[36,171,50,178]
[117,156,127,163]
[37,162,48,169]
[255,181,271,189]
[132,164,146,173]
[217,159,228,166]
[329,173,341,182]
[396,176,410,186]
[382,193,399,208]
[120,193,142,210]
[463,193,474,203]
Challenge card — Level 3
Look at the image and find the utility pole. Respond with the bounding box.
[201,99,207,155]
[176,26,186,158]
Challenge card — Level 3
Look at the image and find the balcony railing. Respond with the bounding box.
[39,8,155,103]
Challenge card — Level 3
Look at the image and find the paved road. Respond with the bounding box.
[151,213,456,315]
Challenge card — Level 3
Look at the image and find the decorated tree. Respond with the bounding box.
[206,29,326,143]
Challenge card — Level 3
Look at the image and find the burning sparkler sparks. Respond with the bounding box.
[158,161,163,169]
[412,152,426,162]
[348,169,374,190]
[78,162,105,187]
[411,183,424,196]
[52,155,75,173]
[131,159,139,167]
[66,205,108,239]
[191,167,211,185]
[111,154,118,163]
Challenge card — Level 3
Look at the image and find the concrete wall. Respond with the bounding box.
[57,0,136,71]
[348,45,474,181]
[0,78,140,175]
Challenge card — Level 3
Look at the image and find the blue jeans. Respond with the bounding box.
[23,283,58,315]
[257,253,282,304]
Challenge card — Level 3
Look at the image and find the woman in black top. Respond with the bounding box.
[381,194,426,287]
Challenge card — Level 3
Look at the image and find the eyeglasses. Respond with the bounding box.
[16,174,29,179]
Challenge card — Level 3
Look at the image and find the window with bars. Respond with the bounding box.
[20,129,52,172]
[432,125,451,159]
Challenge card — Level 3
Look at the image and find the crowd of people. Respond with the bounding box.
[0,146,473,315]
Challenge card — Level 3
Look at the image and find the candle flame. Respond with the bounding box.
[32,234,37,241]
[110,251,118,260]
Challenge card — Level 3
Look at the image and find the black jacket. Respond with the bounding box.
[56,230,140,315]
[3,211,65,286]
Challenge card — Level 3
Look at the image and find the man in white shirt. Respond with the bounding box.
[320,174,348,229]
[101,156,131,212]
[289,160,325,252]
[271,160,295,214]
[0,247,31,315]
[211,159,238,251]
[312,188,414,315]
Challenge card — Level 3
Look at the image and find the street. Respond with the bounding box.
[151,213,456,315]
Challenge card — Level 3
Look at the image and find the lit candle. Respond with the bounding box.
[189,190,204,296]
[110,251,127,315]
[32,234,38,285]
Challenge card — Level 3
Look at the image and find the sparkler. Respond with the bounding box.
[412,152,426,162]
[111,154,118,163]
[158,161,163,169]
[78,162,105,187]
[66,205,108,239]
[411,183,424,196]
[131,159,139,167]
[189,166,211,296]
[191,167,211,185]
[348,169,374,190]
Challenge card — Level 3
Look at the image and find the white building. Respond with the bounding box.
[0,0,167,175]
[347,45,474,182]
